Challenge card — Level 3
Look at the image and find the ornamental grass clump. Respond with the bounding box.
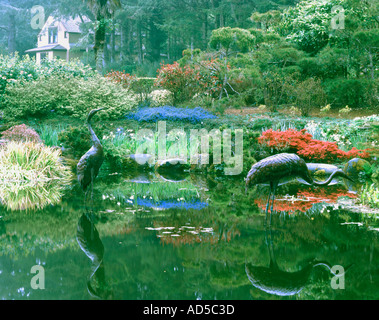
[0,141,73,185]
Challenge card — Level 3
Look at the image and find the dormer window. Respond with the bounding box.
[48,27,58,44]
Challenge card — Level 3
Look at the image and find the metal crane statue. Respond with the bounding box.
[77,108,105,202]
[245,153,353,215]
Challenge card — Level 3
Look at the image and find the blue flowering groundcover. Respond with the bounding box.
[126,106,217,123]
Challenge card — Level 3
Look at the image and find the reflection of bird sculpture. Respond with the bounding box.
[245,216,344,297]
[76,212,112,299]
[77,108,104,199]
[245,153,353,214]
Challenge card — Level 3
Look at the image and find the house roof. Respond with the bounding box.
[25,44,67,53]
[60,16,89,33]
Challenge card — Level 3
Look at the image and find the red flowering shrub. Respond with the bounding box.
[105,70,136,88]
[155,62,200,104]
[155,59,227,104]
[258,128,370,163]
[1,124,41,143]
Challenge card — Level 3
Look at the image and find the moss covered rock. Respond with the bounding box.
[344,158,372,178]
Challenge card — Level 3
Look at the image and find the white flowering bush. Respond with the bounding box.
[149,89,172,106]
[0,54,95,97]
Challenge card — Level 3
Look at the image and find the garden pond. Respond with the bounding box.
[0,169,378,300]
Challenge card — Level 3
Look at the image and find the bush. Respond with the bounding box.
[0,54,95,97]
[1,74,136,120]
[1,124,41,143]
[58,124,105,159]
[155,62,200,104]
[258,128,370,163]
[323,78,378,108]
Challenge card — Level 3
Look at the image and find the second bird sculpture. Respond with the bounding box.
[77,108,105,200]
[245,153,353,214]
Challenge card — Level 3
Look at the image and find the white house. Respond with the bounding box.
[25,16,89,64]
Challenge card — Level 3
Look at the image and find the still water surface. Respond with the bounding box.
[0,170,378,300]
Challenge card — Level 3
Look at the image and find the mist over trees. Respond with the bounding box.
[0,0,299,71]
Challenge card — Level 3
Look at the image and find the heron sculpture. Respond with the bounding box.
[77,108,105,201]
[245,153,353,216]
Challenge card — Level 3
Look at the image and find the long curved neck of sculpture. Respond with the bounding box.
[312,170,350,186]
[87,112,102,147]
[88,122,101,147]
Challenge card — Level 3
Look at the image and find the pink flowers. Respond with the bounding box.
[1,124,41,143]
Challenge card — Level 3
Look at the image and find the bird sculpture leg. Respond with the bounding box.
[270,183,277,226]
[90,168,95,209]
[264,182,273,228]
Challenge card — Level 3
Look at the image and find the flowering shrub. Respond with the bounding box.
[0,54,95,96]
[258,128,370,162]
[1,124,41,143]
[155,62,200,104]
[105,70,136,88]
[126,106,217,123]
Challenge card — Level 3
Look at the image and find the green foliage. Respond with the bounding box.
[1,74,136,121]
[287,77,327,116]
[359,183,379,208]
[323,78,377,108]
[58,124,105,159]
[209,27,255,53]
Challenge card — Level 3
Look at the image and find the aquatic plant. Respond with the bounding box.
[36,123,68,147]
[126,105,217,123]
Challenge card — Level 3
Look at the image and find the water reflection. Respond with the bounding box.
[245,217,340,297]
[0,169,377,300]
[76,210,113,299]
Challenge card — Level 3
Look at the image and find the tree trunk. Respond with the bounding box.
[136,20,143,64]
[7,12,16,54]
[94,16,106,73]
[368,49,374,81]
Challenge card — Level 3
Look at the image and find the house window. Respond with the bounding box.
[64,31,68,39]
[40,52,47,61]
[48,27,58,44]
